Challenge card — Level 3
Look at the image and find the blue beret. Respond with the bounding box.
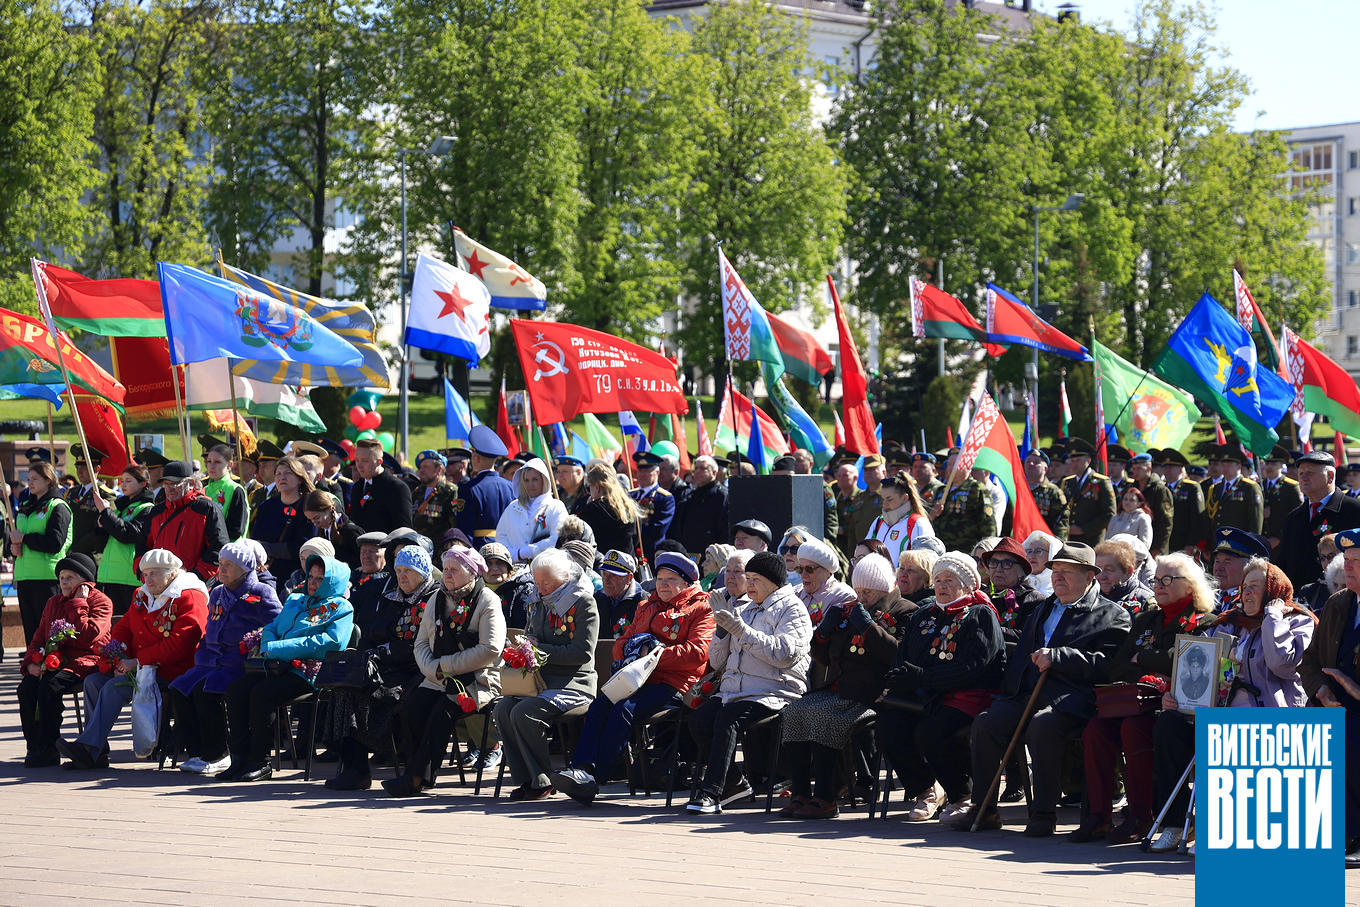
[554,456,584,468]
[1130,453,1153,464]
[911,452,937,464]
[415,449,447,468]
[1337,529,1360,551]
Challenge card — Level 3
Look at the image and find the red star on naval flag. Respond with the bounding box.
[436,285,476,320]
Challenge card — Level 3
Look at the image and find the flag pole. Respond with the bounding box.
[29,259,97,478]
[527,397,559,501]
[225,359,244,468]
[46,402,56,463]
[618,420,648,568]
[726,364,742,474]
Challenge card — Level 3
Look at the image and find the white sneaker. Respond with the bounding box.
[1146,828,1182,852]
[904,784,942,821]
[937,799,972,823]
[202,755,231,774]
[179,757,208,774]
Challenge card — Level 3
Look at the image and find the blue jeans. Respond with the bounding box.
[77,671,135,752]
[570,683,679,774]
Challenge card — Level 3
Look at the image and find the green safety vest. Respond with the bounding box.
[15,495,72,582]
[96,498,154,587]
[204,475,248,542]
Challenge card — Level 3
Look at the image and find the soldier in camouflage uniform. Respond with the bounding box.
[911,453,947,513]
[412,449,459,541]
[1024,449,1069,540]
[65,444,117,556]
[1206,443,1263,536]
[1261,444,1302,552]
[1158,449,1210,555]
[1058,438,1116,545]
[1118,452,1174,555]
[930,471,996,552]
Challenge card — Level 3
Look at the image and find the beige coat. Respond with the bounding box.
[414,583,506,708]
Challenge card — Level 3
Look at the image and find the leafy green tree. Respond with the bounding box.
[0,0,101,312]
[677,0,847,379]
[81,0,217,278]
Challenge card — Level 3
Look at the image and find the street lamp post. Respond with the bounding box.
[397,135,456,461]
[1030,193,1084,428]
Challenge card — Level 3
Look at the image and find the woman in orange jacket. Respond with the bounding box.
[552,551,713,804]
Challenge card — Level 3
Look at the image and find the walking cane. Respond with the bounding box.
[1140,757,1194,852]
[972,671,1049,832]
[1178,785,1196,854]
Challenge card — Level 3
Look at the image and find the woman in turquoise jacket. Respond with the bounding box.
[219,554,353,782]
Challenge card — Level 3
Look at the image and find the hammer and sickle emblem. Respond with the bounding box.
[532,341,569,382]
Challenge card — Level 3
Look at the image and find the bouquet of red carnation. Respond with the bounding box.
[32,619,76,673]
[289,657,322,682]
[1139,673,1169,694]
[434,671,478,713]
[500,636,547,677]
[239,628,264,656]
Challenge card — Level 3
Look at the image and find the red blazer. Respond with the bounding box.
[108,586,208,682]
[22,584,113,678]
[613,584,714,693]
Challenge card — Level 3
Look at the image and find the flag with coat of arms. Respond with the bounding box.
[406,253,492,365]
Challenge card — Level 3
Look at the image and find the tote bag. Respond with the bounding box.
[600,644,664,704]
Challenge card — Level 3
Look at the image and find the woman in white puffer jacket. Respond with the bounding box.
[495,458,568,563]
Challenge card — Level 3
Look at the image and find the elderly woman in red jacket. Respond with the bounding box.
[56,548,208,769]
[16,552,112,768]
[145,461,230,581]
[552,551,713,804]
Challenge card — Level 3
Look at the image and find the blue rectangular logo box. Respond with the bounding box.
[1195,708,1344,904]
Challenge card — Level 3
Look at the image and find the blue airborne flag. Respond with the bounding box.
[1152,292,1293,456]
[443,377,482,442]
[158,263,364,369]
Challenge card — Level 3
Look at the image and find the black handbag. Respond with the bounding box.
[244,656,288,676]
[315,649,381,691]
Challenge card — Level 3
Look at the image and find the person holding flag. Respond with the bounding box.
[629,451,674,562]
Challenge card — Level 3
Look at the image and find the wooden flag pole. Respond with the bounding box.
[0,454,17,538]
[225,358,244,469]
[46,403,56,463]
[29,259,97,476]
[169,361,190,461]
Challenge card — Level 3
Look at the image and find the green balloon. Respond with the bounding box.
[376,431,395,450]
[343,424,360,441]
[355,429,377,442]
[651,440,680,460]
[346,390,382,412]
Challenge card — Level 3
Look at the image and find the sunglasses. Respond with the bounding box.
[1154,575,1186,587]
[795,565,823,574]
[989,558,1024,570]
[779,545,801,555]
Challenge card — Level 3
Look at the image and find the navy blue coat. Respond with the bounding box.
[456,469,515,547]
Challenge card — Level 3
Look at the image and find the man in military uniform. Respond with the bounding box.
[842,453,885,555]
[444,448,471,486]
[1024,449,1068,540]
[911,453,947,512]
[246,439,285,525]
[929,467,996,552]
[1205,443,1262,536]
[554,456,589,516]
[455,425,516,549]
[1344,463,1360,498]
[1058,438,1116,545]
[412,449,459,541]
[1160,449,1210,555]
[65,444,116,556]
[885,446,912,480]
[1120,452,1173,556]
[832,460,860,557]
[316,437,354,507]
[1261,444,1303,552]
[629,450,675,562]
[1105,444,1131,489]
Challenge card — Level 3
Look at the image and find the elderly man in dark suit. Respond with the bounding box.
[1278,451,1360,591]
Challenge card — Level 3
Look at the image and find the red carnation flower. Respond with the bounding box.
[291,658,303,669]
[31,651,43,664]
[455,693,476,713]
[700,681,714,695]
[44,653,61,670]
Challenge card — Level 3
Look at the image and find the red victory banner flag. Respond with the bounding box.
[510,320,686,425]
[829,276,879,455]
[0,307,125,406]
[109,336,183,422]
[73,393,131,477]
[955,391,1051,541]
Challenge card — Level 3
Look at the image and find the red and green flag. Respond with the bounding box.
[1282,326,1360,439]
[767,310,834,387]
[955,391,1050,541]
[0,307,125,406]
[715,384,789,463]
[34,260,165,337]
[909,278,1006,357]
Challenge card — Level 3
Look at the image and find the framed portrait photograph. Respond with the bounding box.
[1171,634,1224,714]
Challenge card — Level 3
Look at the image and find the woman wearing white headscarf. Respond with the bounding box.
[1022,531,1062,598]
[496,458,568,563]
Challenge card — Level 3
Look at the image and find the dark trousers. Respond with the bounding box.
[877,704,975,803]
[1084,712,1156,822]
[17,669,82,754]
[100,583,136,619]
[1152,708,1195,826]
[17,580,57,643]
[688,697,775,797]
[971,695,1085,816]
[169,681,229,762]
[400,684,457,782]
[1348,711,1360,840]
[571,683,680,774]
[225,671,312,766]
[787,740,840,801]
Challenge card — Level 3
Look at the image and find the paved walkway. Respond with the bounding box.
[0,670,1203,905]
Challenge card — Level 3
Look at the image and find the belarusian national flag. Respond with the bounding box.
[720,248,785,380]
[34,260,164,337]
[695,399,713,458]
[1283,326,1360,439]
[955,391,1051,540]
[715,384,789,462]
[1058,376,1072,438]
[909,278,1006,357]
[767,309,834,386]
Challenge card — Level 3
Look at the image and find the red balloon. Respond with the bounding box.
[366,410,383,430]
[339,439,356,454]
[348,405,367,427]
